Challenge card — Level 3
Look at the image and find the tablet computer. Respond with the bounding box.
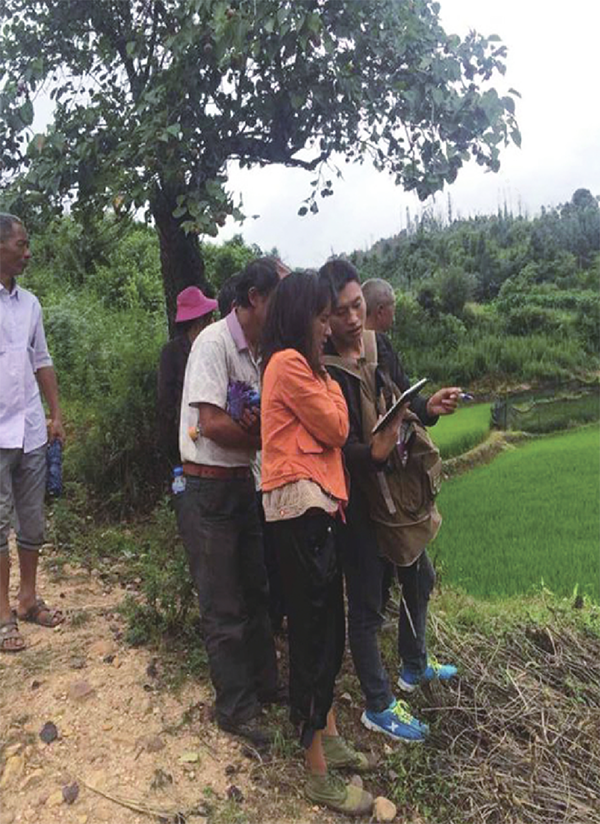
[371,378,429,435]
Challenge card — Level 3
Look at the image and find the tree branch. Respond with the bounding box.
[230,134,329,170]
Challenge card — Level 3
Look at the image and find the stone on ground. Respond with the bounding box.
[374,795,398,822]
[0,754,25,788]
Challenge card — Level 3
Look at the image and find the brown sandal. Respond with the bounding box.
[18,599,64,628]
[0,619,25,652]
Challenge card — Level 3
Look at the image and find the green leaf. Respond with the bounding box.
[19,98,34,126]
[297,206,308,216]
[502,96,515,115]
[27,133,46,155]
[126,41,136,57]
[511,128,522,148]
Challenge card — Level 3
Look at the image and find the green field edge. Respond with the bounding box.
[441,419,599,477]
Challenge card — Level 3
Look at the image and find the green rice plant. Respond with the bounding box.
[431,426,600,600]
[430,402,491,459]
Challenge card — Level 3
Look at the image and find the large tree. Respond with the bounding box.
[0,0,519,322]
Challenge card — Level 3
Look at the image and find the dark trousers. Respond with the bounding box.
[396,551,436,674]
[174,476,278,727]
[340,489,435,712]
[257,494,286,633]
[272,509,345,748]
[339,490,395,713]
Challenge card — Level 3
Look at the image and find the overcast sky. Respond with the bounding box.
[217,0,600,267]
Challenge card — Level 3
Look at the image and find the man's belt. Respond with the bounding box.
[182,462,252,480]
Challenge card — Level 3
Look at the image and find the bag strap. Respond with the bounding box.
[362,329,378,366]
[323,354,362,381]
[323,330,378,378]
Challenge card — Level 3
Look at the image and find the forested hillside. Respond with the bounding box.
[350,188,599,385]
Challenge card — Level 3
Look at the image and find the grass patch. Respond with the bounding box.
[430,402,491,459]
[69,610,92,628]
[251,588,600,824]
[432,425,600,600]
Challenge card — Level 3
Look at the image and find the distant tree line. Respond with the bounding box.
[350,189,599,385]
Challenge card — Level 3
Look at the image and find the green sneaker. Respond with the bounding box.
[305,772,373,816]
[322,734,376,772]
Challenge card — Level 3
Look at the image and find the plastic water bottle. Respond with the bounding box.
[46,439,63,497]
[171,466,186,495]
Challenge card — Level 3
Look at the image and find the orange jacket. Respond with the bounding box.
[261,349,349,501]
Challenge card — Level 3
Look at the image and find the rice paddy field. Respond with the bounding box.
[431,425,600,601]
[430,401,491,459]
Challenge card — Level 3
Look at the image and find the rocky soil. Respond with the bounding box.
[0,541,323,824]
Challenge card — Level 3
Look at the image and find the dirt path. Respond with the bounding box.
[0,540,319,824]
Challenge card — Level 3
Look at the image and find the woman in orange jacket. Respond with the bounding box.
[261,271,374,816]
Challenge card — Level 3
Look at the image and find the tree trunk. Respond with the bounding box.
[151,186,208,336]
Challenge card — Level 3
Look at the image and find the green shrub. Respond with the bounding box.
[89,225,163,312]
[503,304,569,336]
[120,499,199,649]
[65,316,166,513]
[40,288,167,512]
[428,331,588,385]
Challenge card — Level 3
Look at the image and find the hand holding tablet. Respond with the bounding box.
[371,378,429,435]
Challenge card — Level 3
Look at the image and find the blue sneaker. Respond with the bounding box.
[360,699,429,743]
[397,657,458,693]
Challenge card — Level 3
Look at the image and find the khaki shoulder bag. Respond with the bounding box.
[324,330,442,566]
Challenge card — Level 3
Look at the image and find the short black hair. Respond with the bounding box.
[0,213,23,243]
[318,258,360,300]
[235,257,280,308]
[262,270,334,374]
[218,273,242,317]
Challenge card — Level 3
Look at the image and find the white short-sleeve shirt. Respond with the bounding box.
[0,282,53,452]
[179,310,261,468]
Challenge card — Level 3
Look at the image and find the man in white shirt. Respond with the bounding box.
[176,259,281,749]
[0,214,65,653]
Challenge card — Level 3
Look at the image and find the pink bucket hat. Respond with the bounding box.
[175,286,218,323]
